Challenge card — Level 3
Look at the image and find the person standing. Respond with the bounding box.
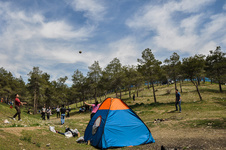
[13,94,23,121]
[56,106,60,118]
[46,107,51,120]
[60,105,66,125]
[84,101,101,119]
[175,89,182,113]
[133,94,135,101]
[41,105,46,120]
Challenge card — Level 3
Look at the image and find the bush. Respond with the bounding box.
[20,136,32,143]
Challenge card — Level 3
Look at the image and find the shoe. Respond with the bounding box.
[13,118,16,121]
[18,119,22,121]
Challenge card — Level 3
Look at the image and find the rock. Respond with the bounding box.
[19,143,23,146]
[46,143,50,147]
[4,119,10,124]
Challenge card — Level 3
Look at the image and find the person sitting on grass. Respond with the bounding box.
[49,126,80,138]
[56,127,80,138]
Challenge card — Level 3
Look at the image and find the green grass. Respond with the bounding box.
[187,118,226,129]
[0,82,225,149]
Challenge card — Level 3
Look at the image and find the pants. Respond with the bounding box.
[91,113,95,119]
[66,112,70,118]
[13,105,21,120]
[47,113,50,120]
[175,101,181,112]
[57,112,60,118]
[57,131,65,136]
[61,114,65,124]
[41,112,46,120]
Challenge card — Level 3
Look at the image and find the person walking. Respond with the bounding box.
[175,89,182,113]
[13,94,23,121]
[41,105,46,120]
[84,101,101,119]
[60,105,66,125]
[46,107,51,120]
[56,106,60,118]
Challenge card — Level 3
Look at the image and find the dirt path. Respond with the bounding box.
[1,124,225,149]
[1,126,42,136]
[125,127,226,150]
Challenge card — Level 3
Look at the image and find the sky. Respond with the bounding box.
[0,0,226,86]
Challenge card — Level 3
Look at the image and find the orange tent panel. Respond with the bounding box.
[99,98,129,110]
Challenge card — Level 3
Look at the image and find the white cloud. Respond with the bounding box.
[0,1,98,83]
[66,0,106,21]
[40,21,94,39]
[223,3,226,10]
[107,37,139,66]
[126,0,223,56]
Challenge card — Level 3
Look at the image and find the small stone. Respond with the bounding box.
[19,143,23,146]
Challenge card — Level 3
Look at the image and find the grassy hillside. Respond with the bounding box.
[0,82,225,150]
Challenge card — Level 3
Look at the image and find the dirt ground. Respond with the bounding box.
[2,125,225,150]
[1,126,42,136]
[125,127,226,150]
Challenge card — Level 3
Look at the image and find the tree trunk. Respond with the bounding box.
[191,80,202,101]
[218,80,223,92]
[180,80,182,93]
[174,76,177,90]
[129,87,131,99]
[151,82,157,103]
[33,89,37,114]
[136,88,139,97]
[120,89,122,99]
[95,88,97,101]
[196,85,202,101]
[197,78,200,86]
[115,89,118,98]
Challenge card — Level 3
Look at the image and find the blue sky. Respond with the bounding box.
[0,0,226,86]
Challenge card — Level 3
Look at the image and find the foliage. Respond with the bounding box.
[163,52,181,89]
[181,54,205,100]
[137,48,162,103]
[205,46,226,92]
[1,46,225,111]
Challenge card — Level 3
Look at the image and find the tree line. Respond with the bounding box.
[0,46,225,114]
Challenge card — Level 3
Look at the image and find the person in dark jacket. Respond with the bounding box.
[60,105,66,125]
[175,89,182,112]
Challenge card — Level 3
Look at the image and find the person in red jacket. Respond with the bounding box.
[13,94,23,121]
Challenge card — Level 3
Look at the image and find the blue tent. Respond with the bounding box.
[84,98,155,149]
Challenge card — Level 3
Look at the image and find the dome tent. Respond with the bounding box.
[84,97,155,149]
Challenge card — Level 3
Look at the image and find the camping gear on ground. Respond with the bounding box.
[49,126,80,138]
[84,97,155,149]
[76,136,85,143]
[49,126,56,133]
